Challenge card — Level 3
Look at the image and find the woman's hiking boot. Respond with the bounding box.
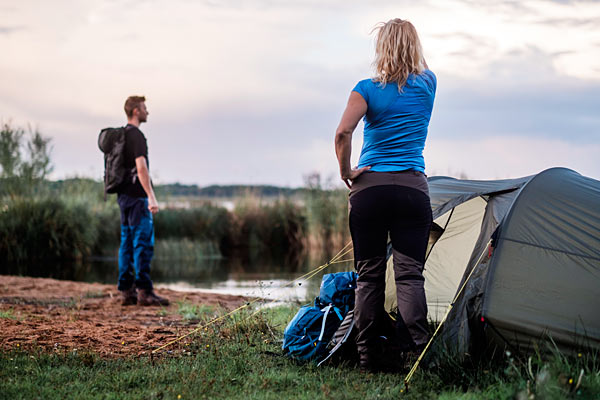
[137,289,169,306]
[358,339,406,373]
[120,287,137,306]
[359,352,405,373]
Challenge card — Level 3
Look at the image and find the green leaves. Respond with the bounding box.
[0,123,53,197]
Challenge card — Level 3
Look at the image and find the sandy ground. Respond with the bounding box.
[0,275,248,357]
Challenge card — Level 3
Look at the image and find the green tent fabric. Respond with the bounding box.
[383,167,600,355]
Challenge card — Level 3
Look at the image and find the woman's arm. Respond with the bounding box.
[335,91,370,189]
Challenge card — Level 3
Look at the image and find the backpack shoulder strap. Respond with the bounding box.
[317,305,333,342]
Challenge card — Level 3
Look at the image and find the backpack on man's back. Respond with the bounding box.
[98,126,136,196]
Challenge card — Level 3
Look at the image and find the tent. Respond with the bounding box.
[382,167,600,356]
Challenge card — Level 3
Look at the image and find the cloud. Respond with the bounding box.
[418,0,600,81]
[2,0,599,186]
[534,17,600,27]
[0,26,26,35]
[425,136,600,180]
[542,0,600,4]
[431,45,600,146]
[13,39,598,186]
[439,0,539,18]
[429,31,497,59]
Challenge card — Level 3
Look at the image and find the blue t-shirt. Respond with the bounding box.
[353,70,436,173]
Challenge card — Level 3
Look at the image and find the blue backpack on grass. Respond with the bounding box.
[316,271,357,315]
[282,271,358,362]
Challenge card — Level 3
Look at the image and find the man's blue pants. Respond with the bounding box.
[117,194,154,291]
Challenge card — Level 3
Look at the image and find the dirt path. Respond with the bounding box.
[0,275,248,357]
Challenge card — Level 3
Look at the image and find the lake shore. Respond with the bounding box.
[0,275,248,357]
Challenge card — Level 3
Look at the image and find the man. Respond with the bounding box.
[117,95,168,306]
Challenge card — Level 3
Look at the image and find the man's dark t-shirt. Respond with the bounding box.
[118,124,149,198]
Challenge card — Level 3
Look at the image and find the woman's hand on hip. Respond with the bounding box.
[342,166,371,189]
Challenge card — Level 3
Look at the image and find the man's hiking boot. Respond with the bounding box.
[137,289,169,306]
[120,287,138,306]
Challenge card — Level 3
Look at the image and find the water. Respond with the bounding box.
[2,254,351,305]
[152,256,325,304]
[3,252,449,318]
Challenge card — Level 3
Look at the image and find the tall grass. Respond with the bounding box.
[1,174,351,265]
[231,195,306,262]
[88,203,120,255]
[153,204,232,254]
[0,197,97,262]
[303,180,350,257]
[153,238,221,261]
[54,178,121,256]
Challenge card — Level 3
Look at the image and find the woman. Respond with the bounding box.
[335,18,436,372]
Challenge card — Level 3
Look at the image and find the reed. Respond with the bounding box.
[230,194,307,261]
[303,185,350,258]
[1,175,351,264]
[0,197,97,262]
[153,238,222,260]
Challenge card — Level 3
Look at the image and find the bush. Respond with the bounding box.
[0,122,52,197]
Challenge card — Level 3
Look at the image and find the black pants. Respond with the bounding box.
[349,182,432,359]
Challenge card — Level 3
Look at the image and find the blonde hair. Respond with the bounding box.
[372,19,425,90]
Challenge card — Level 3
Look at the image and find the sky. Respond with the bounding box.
[1,0,599,187]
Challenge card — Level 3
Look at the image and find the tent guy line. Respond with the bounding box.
[151,241,355,355]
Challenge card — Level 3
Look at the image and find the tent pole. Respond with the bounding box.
[425,207,455,262]
[404,238,492,390]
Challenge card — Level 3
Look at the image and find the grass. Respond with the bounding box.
[176,301,220,322]
[1,306,598,400]
[0,308,17,319]
[156,308,169,317]
[0,297,77,308]
[83,291,106,299]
